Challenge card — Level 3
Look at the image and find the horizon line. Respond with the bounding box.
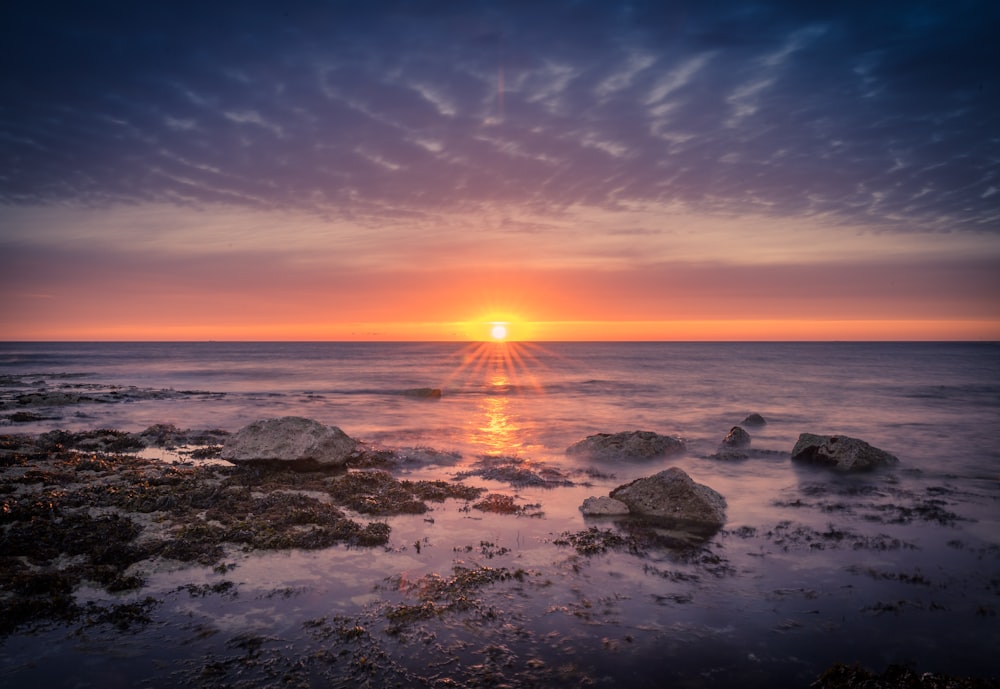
[2,339,997,344]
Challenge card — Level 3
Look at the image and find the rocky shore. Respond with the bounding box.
[2,419,997,688]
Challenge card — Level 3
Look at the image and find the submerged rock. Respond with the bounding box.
[565,430,685,461]
[791,433,899,472]
[221,416,356,470]
[721,426,751,448]
[609,467,727,528]
[579,496,631,516]
[14,391,95,407]
[741,413,767,426]
[402,388,442,399]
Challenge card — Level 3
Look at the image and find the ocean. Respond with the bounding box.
[4,341,999,472]
[2,341,999,687]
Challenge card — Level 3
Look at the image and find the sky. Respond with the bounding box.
[2,0,999,341]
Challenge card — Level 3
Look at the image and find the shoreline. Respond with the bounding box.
[2,426,998,688]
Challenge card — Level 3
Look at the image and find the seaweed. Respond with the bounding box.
[455,455,574,488]
[554,526,636,555]
[814,663,1000,689]
[0,438,423,636]
[382,564,530,632]
[326,469,483,515]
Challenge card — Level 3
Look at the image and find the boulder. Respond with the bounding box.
[741,413,767,426]
[221,416,356,470]
[791,433,899,472]
[579,496,631,516]
[609,467,727,528]
[722,426,751,448]
[565,430,685,461]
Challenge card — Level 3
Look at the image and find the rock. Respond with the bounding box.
[741,413,767,426]
[15,391,93,407]
[139,424,230,448]
[710,449,750,461]
[221,416,356,470]
[609,467,727,528]
[4,411,57,423]
[579,496,631,516]
[139,423,187,448]
[708,448,785,461]
[722,426,751,448]
[402,388,442,399]
[565,431,685,461]
[791,433,899,472]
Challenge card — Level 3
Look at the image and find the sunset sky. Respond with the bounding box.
[2,1,998,341]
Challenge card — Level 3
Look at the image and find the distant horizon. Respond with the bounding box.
[3,336,997,344]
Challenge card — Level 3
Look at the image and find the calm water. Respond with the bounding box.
[2,341,999,687]
[2,341,999,473]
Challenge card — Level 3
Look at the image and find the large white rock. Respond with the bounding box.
[565,430,685,461]
[579,496,631,516]
[221,416,356,469]
[791,433,899,472]
[609,467,727,528]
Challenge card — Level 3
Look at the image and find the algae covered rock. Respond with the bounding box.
[791,433,899,472]
[609,467,726,528]
[221,416,356,470]
[565,430,685,461]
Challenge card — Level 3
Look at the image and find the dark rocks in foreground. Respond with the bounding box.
[566,430,685,461]
[221,416,356,470]
[791,433,899,472]
[813,663,1000,689]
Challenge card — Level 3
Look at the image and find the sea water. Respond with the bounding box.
[2,341,998,473]
[1,341,999,687]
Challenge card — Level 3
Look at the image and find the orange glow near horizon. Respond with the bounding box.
[4,245,997,342]
[5,318,997,342]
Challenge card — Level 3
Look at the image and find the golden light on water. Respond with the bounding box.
[443,337,552,457]
[478,375,520,456]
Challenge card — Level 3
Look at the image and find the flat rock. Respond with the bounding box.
[610,467,727,528]
[708,448,786,461]
[791,433,899,472]
[221,416,356,469]
[579,496,631,516]
[565,430,685,461]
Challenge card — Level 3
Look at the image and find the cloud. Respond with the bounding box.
[0,0,996,238]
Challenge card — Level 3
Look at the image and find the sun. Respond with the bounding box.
[491,323,508,341]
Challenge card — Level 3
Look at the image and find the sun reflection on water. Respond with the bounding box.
[477,383,520,456]
[446,340,548,457]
